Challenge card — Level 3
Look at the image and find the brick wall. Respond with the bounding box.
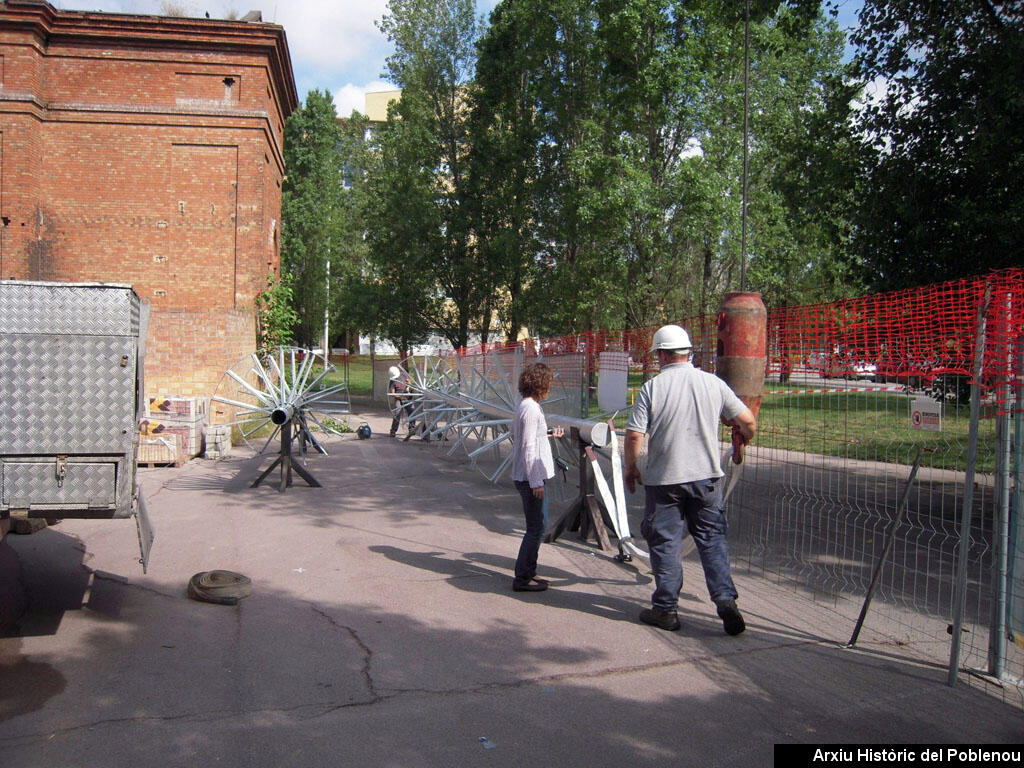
[0,0,296,403]
[145,308,256,400]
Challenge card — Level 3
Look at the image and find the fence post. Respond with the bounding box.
[988,290,1016,679]
[948,283,992,686]
[583,335,592,419]
[990,386,1011,679]
[1010,332,1024,653]
[513,345,523,407]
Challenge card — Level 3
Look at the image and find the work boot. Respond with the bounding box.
[512,578,548,592]
[716,600,746,636]
[639,607,680,631]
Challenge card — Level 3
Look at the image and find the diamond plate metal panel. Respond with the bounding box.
[2,460,117,509]
[0,281,142,518]
[0,334,136,454]
[0,281,137,336]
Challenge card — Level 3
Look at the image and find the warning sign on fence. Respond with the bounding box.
[597,351,629,413]
[910,396,941,431]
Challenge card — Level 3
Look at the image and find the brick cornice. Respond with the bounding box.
[0,0,298,118]
[0,93,288,174]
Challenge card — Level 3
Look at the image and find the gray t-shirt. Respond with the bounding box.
[626,362,747,485]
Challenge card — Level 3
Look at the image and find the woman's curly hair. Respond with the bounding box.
[518,362,553,399]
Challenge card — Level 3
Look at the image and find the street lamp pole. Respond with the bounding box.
[741,0,750,292]
[323,258,330,355]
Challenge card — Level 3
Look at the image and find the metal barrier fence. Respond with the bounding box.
[729,383,1021,707]
[448,269,1024,707]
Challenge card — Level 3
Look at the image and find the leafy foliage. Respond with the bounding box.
[281,89,345,347]
[352,111,442,358]
[372,0,491,350]
[848,1,1024,290]
[329,111,373,351]
[254,273,299,352]
[470,0,854,338]
[283,0,1019,349]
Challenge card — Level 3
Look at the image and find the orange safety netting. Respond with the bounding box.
[450,268,1024,413]
[767,269,1023,412]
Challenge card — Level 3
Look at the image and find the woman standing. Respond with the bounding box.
[511,362,563,592]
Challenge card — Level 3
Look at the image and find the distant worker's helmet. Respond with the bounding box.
[649,324,692,353]
[388,366,402,380]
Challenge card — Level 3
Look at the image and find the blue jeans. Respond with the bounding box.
[514,480,548,582]
[640,478,738,611]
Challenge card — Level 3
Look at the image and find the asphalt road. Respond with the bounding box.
[2,405,1021,768]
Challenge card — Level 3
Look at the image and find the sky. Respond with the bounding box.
[54,0,863,117]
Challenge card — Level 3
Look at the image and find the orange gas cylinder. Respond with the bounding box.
[716,292,766,461]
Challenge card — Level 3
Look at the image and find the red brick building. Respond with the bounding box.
[0,0,298,401]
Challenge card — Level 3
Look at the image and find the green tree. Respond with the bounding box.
[599,0,728,327]
[848,1,1024,290]
[254,273,299,352]
[330,111,373,352]
[472,0,627,338]
[281,89,345,348]
[672,1,858,316]
[472,0,855,339]
[467,0,546,343]
[354,109,442,358]
[526,0,627,336]
[740,2,862,307]
[375,0,490,350]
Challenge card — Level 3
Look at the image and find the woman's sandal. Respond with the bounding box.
[512,578,549,592]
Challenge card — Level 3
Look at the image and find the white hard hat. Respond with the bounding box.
[650,324,692,353]
[388,366,402,380]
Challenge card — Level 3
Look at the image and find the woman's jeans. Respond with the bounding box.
[640,477,738,611]
[514,480,548,582]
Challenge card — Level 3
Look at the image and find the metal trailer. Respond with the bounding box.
[0,280,154,570]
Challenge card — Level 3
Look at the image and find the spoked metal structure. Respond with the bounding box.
[398,351,604,480]
[210,346,351,491]
[393,348,648,559]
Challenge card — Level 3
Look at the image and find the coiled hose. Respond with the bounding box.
[187,570,252,605]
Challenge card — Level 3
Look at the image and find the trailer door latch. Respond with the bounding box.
[55,455,68,487]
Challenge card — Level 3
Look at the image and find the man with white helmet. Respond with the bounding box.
[624,324,756,635]
[388,365,420,439]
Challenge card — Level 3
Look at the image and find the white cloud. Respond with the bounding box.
[856,75,891,111]
[53,0,501,114]
[333,84,367,118]
[333,80,391,118]
[266,0,390,77]
[55,0,397,106]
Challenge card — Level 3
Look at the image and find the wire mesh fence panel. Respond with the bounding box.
[446,269,1023,706]
[748,270,1022,708]
[728,392,1007,671]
